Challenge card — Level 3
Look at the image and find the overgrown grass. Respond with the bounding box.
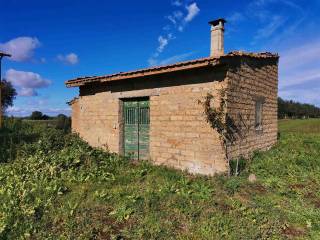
[0,118,319,239]
[279,118,320,134]
[0,118,44,163]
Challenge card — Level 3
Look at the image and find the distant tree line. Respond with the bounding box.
[30,111,50,120]
[27,111,71,133]
[1,80,71,132]
[278,97,320,119]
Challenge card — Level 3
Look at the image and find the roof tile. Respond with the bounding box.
[65,51,278,87]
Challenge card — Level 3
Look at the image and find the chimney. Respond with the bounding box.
[209,18,226,57]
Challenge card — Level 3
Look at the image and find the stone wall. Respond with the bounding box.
[69,57,279,175]
[71,98,80,133]
[71,66,229,175]
[148,69,228,175]
[225,57,279,159]
[72,88,120,152]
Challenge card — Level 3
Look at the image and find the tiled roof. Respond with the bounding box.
[65,51,278,87]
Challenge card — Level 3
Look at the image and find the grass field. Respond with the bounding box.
[0,119,320,239]
[279,118,320,134]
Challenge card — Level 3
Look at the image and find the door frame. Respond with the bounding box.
[119,97,150,159]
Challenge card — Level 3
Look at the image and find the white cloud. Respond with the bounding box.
[57,53,79,65]
[281,69,320,88]
[248,0,306,47]
[46,108,71,116]
[148,1,200,65]
[156,34,175,55]
[148,34,175,65]
[157,36,169,53]
[6,69,51,89]
[19,88,38,97]
[252,0,273,7]
[5,69,51,97]
[160,52,194,65]
[166,2,200,32]
[174,10,183,19]
[254,15,287,40]
[184,3,200,23]
[228,12,245,23]
[279,40,320,88]
[148,52,194,66]
[280,40,320,73]
[167,11,183,25]
[0,37,40,62]
[148,58,158,66]
[172,0,183,6]
[279,87,320,107]
[252,0,304,12]
[278,39,320,106]
[5,106,28,116]
[6,98,71,116]
[167,15,177,25]
[163,25,171,31]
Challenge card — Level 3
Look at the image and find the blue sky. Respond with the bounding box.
[1,0,320,116]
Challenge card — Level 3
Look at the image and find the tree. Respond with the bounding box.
[56,114,71,132]
[30,111,44,120]
[0,79,17,114]
[42,114,50,120]
[278,97,320,119]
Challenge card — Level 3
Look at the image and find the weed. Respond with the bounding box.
[0,118,320,239]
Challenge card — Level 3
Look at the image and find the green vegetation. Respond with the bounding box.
[0,80,17,113]
[8,112,71,133]
[278,97,320,119]
[0,119,320,239]
[279,118,320,134]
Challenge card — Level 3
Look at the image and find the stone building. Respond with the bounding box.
[66,19,279,175]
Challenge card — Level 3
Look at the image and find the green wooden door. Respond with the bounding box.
[124,99,150,160]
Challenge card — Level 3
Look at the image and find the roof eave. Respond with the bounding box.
[65,52,279,88]
[65,58,220,88]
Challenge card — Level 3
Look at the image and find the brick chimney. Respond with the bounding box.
[209,18,226,57]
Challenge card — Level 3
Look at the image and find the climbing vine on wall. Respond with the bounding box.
[200,90,238,146]
[199,89,251,176]
[202,90,227,142]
